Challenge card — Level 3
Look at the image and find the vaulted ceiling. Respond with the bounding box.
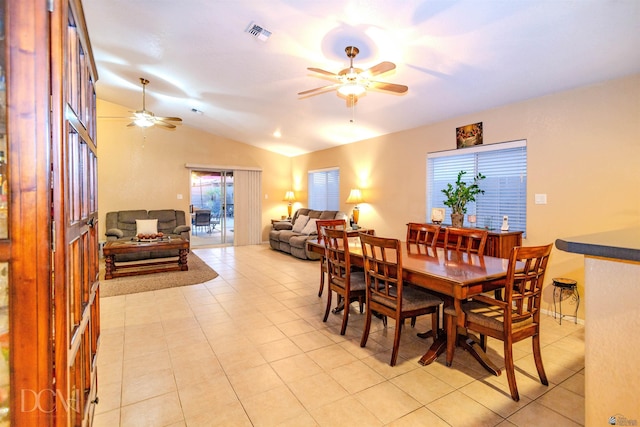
[84,0,640,157]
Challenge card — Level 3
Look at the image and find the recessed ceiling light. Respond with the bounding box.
[273,130,281,138]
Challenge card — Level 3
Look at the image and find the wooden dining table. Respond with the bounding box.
[307,238,515,375]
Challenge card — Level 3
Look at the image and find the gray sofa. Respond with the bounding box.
[269,208,347,260]
[105,209,191,262]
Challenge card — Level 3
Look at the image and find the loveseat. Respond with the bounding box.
[105,209,191,262]
[269,208,347,260]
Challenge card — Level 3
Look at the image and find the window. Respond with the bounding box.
[427,140,527,234]
[308,168,340,210]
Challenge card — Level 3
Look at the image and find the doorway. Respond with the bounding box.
[190,170,234,246]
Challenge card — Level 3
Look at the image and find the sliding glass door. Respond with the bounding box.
[190,170,234,246]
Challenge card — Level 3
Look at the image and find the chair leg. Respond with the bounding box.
[323,289,332,323]
[532,334,549,386]
[503,338,520,401]
[317,261,325,297]
[340,296,350,335]
[410,316,416,327]
[390,316,403,366]
[360,305,372,348]
[445,312,456,367]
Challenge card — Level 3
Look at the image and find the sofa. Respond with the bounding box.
[269,208,347,260]
[105,209,191,262]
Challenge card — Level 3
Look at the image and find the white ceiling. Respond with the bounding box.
[84,0,640,157]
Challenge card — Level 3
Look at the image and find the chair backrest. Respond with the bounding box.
[406,223,441,248]
[443,227,488,255]
[316,219,347,244]
[504,243,553,325]
[195,210,211,226]
[359,233,404,310]
[323,227,354,289]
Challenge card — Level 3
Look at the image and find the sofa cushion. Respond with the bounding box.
[272,221,293,231]
[292,215,309,233]
[278,230,299,243]
[136,219,158,235]
[148,209,181,235]
[289,234,311,249]
[319,211,339,220]
[301,218,318,235]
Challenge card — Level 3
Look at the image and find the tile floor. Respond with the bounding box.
[95,244,585,427]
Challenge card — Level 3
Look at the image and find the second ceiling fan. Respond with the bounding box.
[299,46,408,107]
[128,77,183,129]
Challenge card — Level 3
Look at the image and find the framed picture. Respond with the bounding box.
[456,122,483,148]
[431,207,445,224]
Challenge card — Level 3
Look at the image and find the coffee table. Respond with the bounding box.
[103,238,190,279]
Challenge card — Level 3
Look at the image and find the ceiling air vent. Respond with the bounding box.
[246,22,271,41]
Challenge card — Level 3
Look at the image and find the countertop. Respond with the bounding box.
[555,227,640,262]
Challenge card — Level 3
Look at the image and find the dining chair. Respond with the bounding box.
[359,233,443,366]
[444,243,553,401]
[315,219,347,297]
[406,222,441,248]
[442,227,488,254]
[322,227,366,335]
[406,222,442,329]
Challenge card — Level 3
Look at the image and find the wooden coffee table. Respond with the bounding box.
[103,238,190,279]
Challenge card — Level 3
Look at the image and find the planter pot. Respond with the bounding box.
[451,213,464,228]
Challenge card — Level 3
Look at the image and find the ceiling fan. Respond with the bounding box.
[298,46,408,107]
[128,77,182,129]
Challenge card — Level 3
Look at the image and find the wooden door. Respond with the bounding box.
[50,0,100,425]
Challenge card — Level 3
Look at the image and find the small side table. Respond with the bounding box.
[552,278,579,324]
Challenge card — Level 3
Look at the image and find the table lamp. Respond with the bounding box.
[283,191,296,219]
[345,188,364,228]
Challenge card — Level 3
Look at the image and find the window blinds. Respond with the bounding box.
[427,140,527,234]
[308,168,340,211]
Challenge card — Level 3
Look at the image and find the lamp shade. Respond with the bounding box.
[345,189,363,204]
[283,191,296,202]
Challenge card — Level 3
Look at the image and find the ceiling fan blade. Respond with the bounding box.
[155,116,182,122]
[298,84,339,96]
[307,67,338,77]
[369,81,408,94]
[366,61,396,76]
[155,120,177,129]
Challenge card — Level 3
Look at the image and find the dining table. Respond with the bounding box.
[307,237,516,376]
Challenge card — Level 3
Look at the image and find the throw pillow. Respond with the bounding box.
[136,219,158,235]
[301,218,318,235]
[291,215,309,233]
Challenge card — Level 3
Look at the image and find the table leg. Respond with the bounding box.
[418,333,446,365]
[179,249,189,271]
[459,333,502,376]
[104,255,115,280]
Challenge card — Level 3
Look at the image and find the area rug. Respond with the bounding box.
[99,253,218,297]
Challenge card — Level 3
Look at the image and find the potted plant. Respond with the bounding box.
[442,170,485,227]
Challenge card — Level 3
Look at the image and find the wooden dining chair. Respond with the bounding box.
[359,233,443,366]
[442,227,488,254]
[406,223,442,329]
[406,222,441,248]
[444,243,553,401]
[315,219,347,297]
[322,227,366,335]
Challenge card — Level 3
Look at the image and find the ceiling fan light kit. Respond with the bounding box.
[127,77,183,129]
[299,46,408,107]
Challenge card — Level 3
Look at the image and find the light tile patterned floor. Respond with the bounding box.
[94,244,585,427]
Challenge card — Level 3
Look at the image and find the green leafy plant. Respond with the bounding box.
[442,171,486,214]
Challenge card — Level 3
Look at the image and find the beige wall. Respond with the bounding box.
[291,74,640,319]
[97,99,292,242]
[98,74,639,319]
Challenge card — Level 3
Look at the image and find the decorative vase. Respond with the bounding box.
[451,213,464,228]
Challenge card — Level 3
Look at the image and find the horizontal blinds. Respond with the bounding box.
[427,141,527,234]
[308,168,340,210]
